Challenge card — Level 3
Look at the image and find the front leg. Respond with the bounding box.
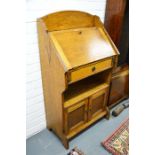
[62,137,69,149]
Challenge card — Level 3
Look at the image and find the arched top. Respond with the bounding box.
[39,10,96,31]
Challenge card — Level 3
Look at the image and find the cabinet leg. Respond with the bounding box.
[105,107,110,120]
[62,138,69,149]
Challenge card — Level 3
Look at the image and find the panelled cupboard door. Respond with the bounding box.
[64,99,88,134]
[88,89,108,120]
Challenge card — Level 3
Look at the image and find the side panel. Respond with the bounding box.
[37,19,66,140]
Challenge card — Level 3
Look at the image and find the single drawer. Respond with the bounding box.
[68,58,112,84]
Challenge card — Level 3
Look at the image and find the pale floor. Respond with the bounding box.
[26,99,129,155]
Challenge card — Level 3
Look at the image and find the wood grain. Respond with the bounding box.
[68,58,112,84]
[42,11,94,31]
[50,27,115,68]
[108,65,129,107]
[88,88,108,120]
[64,82,109,108]
[64,99,88,134]
[37,11,119,149]
[104,0,127,47]
[37,19,68,148]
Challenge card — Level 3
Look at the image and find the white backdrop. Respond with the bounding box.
[26,0,107,138]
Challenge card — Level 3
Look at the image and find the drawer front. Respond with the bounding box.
[68,58,112,84]
[64,99,88,134]
[88,88,108,120]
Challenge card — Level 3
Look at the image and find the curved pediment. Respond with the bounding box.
[39,10,95,31]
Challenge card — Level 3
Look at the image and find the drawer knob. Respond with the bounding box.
[92,66,96,72]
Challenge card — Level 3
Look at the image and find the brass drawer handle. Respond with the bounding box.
[92,66,96,72]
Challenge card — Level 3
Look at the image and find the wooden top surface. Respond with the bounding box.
[49,27,116,69]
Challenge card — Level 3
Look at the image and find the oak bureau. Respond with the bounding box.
[37,11,119,149]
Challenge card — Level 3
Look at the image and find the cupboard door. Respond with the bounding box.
[64,99,88,134]
[88,89,108,120]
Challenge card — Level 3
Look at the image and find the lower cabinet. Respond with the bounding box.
[64,88,108,134]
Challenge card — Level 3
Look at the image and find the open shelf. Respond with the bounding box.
[64,70,111,108]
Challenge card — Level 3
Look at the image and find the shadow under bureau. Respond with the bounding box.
[37,11,119,149]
